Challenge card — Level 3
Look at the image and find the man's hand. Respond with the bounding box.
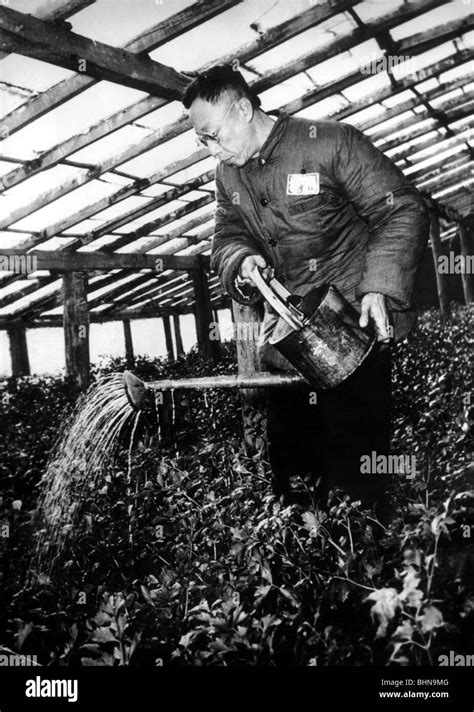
[237,254,273,286]
[359,292,391,342]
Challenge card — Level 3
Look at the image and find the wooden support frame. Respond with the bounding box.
[458,219,474,304]
[428,207,451,321]
[0,0,239,138]
[0,0,94,62]
[0,7,190,99]
[162,315,175,362]
[62,271,90,388]
[122,319,134,368]
[173,314,184,358]
[189,261,220,363]
[0,250,204,272]
[7,325,30,376]
[231,300,267,457]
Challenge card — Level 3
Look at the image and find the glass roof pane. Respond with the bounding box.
[151,0,311,72]
[119,129,198,175]
[12,179,120,232]
[70,0,196,45]
[248,13,356,75]
[391,1,473,41]
[0,82,148,160]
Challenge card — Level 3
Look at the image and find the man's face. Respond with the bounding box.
[188,95,255,167]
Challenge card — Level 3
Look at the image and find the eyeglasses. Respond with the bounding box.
[195,100,238,147]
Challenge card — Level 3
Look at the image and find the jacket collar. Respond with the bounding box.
[244,110,289,169]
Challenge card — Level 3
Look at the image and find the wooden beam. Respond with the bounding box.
[0,250,203,272]
[0,279,40,309]
[428,207,451,321]
[7,325,30,376]
[62,271,90,388]
[0,95,167,192]
[279,47,474,118]
[99,194,213,254]
[231,299,267,456]
[31,0,95,21]
[356,77,473,136]
[0,7,190,99]
[383,110,474,165]
[203,0,361,70]
[0,242,211,324]
[422,161,474,195]
[106,219,214,262]
[396,13,474,56]
[0,0,238,138]
[24,150,208,242]
[418,156,474,189]
[190,261,220,363]
[162,315,175,361]
[0,270,133,320]
[326,53,474,127]
[372,90,474,145]
[82,170,215,244]
[0,295,231,328]
[122,319,134,368]
[458,220,474,304]
[405,138,474,181]
[173,314,184,357]
[102,274,189,314]
[249,0,448,97]
[0,124,207,232]
[0,0,94,61]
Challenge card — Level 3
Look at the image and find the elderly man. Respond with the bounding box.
[182,65,429,520]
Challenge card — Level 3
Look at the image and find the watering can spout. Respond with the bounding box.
[123,370,148,411]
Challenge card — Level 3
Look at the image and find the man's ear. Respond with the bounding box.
[239,97,254,123]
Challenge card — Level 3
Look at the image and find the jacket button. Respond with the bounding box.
[260,197,269,206]
[259,157,266,166]
[268,238,277,246]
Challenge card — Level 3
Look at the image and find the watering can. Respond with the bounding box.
[251,266,377,391]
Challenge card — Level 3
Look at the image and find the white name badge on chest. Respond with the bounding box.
[286,172,320,196]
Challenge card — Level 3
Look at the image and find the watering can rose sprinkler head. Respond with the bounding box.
[123,370,148,411]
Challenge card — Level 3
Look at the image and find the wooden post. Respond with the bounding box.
[173,314,184,357]
[7,326,30,376]
[122,319,134,368]
[162,314,175,361]
[429,207,451,322]
[62,271,90,388]
[190,262,220,363]
[232,300,267,458]
[458,220,474,304]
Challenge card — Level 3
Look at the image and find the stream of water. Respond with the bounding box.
[32,373,141,576]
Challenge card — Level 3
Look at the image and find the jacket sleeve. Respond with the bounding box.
[333,123,430,312]
[210,167,261,306]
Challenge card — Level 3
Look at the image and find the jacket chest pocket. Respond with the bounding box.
[287,193,328,217]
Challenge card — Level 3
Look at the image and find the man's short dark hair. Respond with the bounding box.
[182,64,261,110]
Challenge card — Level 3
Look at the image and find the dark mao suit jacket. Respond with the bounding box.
[210,112,430,371]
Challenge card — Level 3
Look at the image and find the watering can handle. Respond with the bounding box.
[251,266,304,330]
